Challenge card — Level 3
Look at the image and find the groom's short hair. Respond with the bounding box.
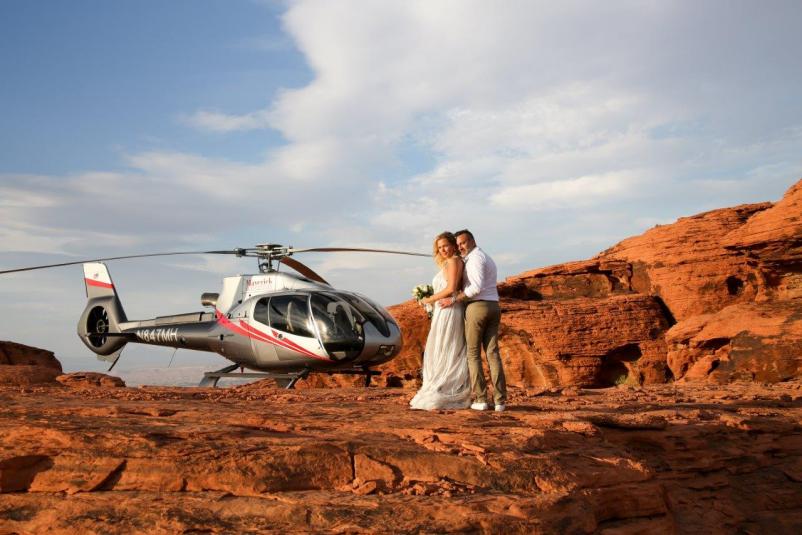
[455,229,474,241]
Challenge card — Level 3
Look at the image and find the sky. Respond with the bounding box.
[1,0,801,383]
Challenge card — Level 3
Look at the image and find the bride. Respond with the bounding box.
[409,231,471,410]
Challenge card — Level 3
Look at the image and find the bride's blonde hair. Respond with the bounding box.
[432,231,458,267]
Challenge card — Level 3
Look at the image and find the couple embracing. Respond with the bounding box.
[410,229,507,412]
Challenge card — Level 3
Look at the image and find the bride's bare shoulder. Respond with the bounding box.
[446,256,464,267]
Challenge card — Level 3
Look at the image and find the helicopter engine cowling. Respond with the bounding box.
[77,295,128,356]
[201,292,219,307]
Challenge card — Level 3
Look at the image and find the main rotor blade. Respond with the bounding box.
[0,249,248,275]
[279,257,329,285]
[288,247,429,257]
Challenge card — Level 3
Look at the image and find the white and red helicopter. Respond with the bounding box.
[0,244,429,388]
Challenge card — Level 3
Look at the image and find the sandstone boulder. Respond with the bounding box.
[0,341,63,386]
[0,341,62,371]
[56,372,126,389]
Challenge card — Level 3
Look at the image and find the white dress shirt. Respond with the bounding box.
[462,246,499,302]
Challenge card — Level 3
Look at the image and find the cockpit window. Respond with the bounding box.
[310,293,365,360]
[357,293,398,326]
[338,293,391,337]
[267,295,315,338]
[254,298,269,326]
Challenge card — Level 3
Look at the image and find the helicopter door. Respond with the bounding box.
[251,297,279,364]
[266,295,320,362]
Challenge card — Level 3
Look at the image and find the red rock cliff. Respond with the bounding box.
[0,340,62,386]
[381,178,802,388]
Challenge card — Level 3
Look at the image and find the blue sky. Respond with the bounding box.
[1,1,801,382]
[0,0,305,173]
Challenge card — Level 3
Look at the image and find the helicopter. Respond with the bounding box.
[0,244,429,388]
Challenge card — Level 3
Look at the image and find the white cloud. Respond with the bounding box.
[181,109,272,133]
[0,184,59,208]
[491,171,639,210]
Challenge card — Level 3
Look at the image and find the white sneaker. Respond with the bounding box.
[494,404,506,412]
[470,402,488,411]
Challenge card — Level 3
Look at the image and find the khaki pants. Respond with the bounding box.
[465,300,506,405]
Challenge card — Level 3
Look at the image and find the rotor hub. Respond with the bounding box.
[254,244,292,272]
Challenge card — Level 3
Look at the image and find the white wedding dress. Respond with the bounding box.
[409,268,472,410]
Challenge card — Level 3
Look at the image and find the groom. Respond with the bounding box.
[441,229,507,411]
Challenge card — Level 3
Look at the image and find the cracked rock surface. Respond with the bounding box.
[1,381,801,533]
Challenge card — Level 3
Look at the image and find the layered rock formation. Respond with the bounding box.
[383,178,802,388]
[0,341,126,389]
[0,341,62,386]
[1,381,801,533]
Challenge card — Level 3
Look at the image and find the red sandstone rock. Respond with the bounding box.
[0,341,62,371]
[666,301,802,383]
[0,341,64,386]
[377,177,802,388]
[0,382,801,533]
[56,372,126,389]
[0,365,61,386]
[595,203,770,321]
[723,180,802,302]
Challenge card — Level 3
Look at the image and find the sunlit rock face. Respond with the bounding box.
[380,178,802,388]
[0,342,126,388]
[56,372,126,389]
[0,341,62,386]
[1,382,802,533]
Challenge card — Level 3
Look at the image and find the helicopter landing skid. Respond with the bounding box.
[199,365,310,389]
[199,365,381,389]
[199,364,239,388]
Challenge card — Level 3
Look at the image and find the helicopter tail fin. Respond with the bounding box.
[77,262,129,362]
[82,262,118,299]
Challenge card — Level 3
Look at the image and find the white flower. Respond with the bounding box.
[412,284,434,301]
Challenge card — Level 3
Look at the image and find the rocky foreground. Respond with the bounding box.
[1,380,801,534]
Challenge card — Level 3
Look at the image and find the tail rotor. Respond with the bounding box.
[77,263,129,367]
[86,305,110,348]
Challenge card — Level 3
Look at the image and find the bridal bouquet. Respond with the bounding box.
[412,284,434,319]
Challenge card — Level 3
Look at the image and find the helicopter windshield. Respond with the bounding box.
[337,293,391,337]
[310,293,365,360]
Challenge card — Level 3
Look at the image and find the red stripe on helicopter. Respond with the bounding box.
[215,310,254,340]
[85,278,114,289]
[239,320,331,362]
[214,310,330,362]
